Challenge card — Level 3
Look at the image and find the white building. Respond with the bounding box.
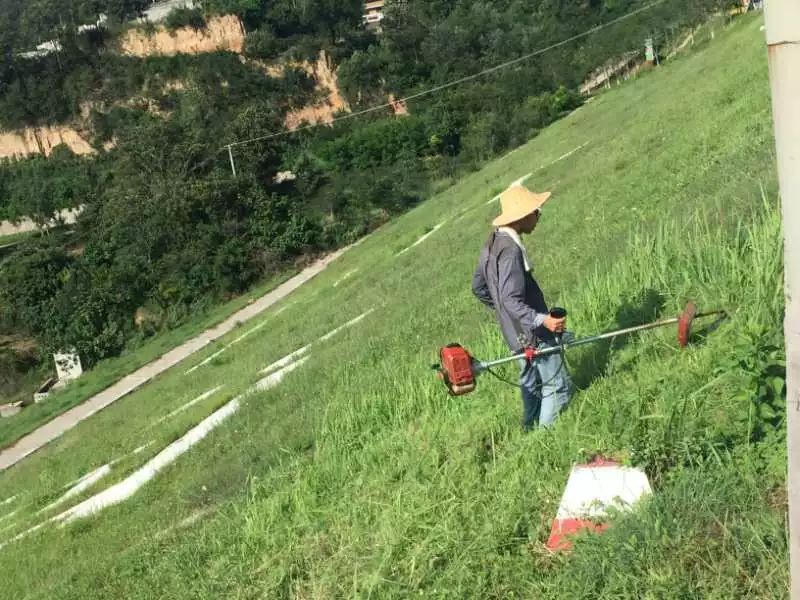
[363,1,385,32]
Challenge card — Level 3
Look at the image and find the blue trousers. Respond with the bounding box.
[519,342,572,429]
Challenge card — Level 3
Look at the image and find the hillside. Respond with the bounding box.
[0,14,787,598]
[0,0,728,408]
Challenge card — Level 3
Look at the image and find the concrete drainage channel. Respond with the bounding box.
[183,300,303,376]
[184,317,274,374]
[37,443,154,516]
[0,365,296,548]
[259,310,374,375]
[0,309,376,549]
[395,222,447,257]
[486,173,534,205]
[448,141,591,224]
[155,506,215,540]
[485,142,590,206]
[151,386,225,426]
[0,508,18,526]
[333,269,359,288]
[0,496,18,529]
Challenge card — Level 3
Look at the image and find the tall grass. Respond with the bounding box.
[202,200,787,598]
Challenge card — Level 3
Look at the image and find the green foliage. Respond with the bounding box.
[0,48,312,131]
[718,328,786,444]
[0,238,72,337]
[164,7,206,32]
[200,0,262,25]
[336,45,388,100]
[262,0,363,43]
[243,28,279,59]
[314,116,431,171]
[0,146,97,225]
[510,86,584,140]
[0,49,323,361]
[0,0,146,49]
[102,0,149,23]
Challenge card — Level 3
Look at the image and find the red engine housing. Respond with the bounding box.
[438,344,476,396]
[677,301,697,348]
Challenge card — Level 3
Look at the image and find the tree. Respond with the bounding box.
[102,0,149,23]
[0,240,72,340]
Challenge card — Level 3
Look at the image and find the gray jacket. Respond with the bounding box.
[472,230,551,351]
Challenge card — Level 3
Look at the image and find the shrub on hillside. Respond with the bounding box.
[165,7,206,32]
[0,146,96,227]
[244,29,280,60]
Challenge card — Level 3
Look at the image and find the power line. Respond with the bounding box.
[222,0,668,152]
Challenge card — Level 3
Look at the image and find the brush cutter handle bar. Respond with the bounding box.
[475,343,566,371]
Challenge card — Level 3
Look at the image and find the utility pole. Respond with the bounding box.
[654,31,660,66]
[764,2,800,598]
[226,145,237,177]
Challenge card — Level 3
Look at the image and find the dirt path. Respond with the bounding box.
[0,247,349,471]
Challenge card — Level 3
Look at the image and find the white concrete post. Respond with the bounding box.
[227,145,237,177]
[764,2,800,597]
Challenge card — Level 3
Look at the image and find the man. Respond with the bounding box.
[472,184,572,429]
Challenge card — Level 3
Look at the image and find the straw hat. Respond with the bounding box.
[492,185,552,227]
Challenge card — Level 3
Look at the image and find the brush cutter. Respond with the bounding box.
[433,302,726,396]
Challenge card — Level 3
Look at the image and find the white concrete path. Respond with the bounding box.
[0,247,350,471]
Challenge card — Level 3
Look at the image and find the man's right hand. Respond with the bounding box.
[543,315,566,333]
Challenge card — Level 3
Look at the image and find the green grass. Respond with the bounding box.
[0,14,787,598]
[0,229,35,248]
[0,268,297,449]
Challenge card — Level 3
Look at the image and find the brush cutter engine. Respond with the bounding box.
[435,343,539,396]
[437,344,477,395]
[433,302,725,397]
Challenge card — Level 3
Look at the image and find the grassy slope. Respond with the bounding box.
[0,15,787,598]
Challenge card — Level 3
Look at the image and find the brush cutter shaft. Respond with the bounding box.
[476,310,726,372]
[550,310,725,352]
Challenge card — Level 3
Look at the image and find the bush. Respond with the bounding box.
[164,7,206,32]
[244,29,280,60]
[0,146,97,226]
[0,240,72,340]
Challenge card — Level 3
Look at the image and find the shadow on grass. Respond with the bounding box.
[569,288,666,390]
